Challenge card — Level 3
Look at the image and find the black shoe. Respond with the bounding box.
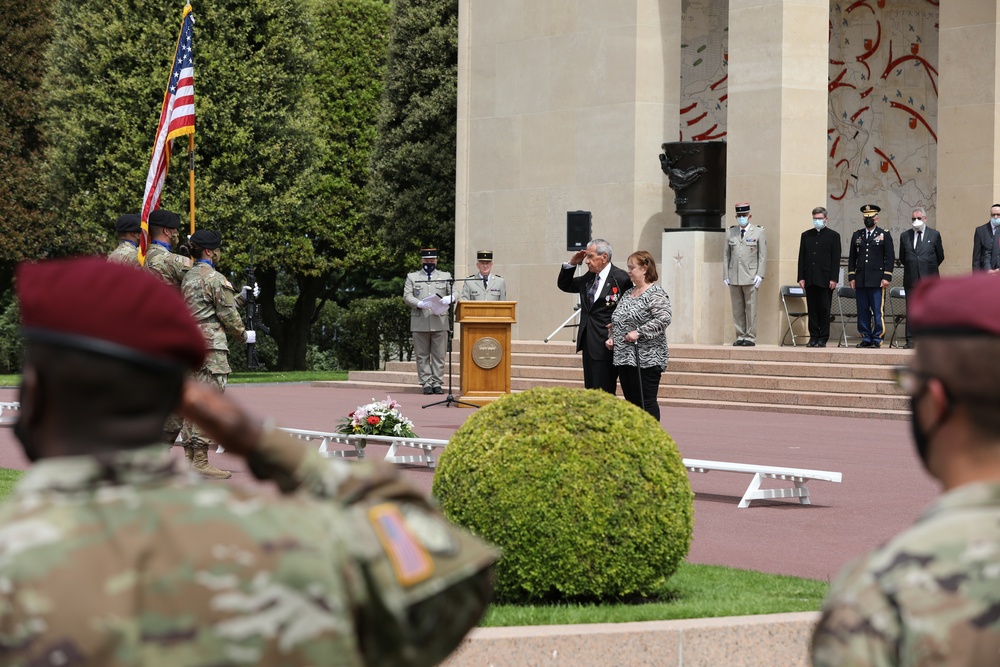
[806,340,818,347]
[743,341,755,346]
[432,386,444,394]
[870,343,882,349]
[856,341,871,348]
[904,341,915,349]
[422,385,432,395]
[733,340,744,346]
[816,342,827,348]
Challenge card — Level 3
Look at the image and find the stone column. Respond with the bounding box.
[937,5,1000,274]
[725,0,828,345]
[455,0,681,342]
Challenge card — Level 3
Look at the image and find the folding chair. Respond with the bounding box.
[834,286,858,347]
[888,286,907,348]
[780,285,809,346]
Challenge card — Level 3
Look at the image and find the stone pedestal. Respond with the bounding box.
[661,229,728,344]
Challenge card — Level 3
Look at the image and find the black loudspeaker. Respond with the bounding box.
[566,211,592,251]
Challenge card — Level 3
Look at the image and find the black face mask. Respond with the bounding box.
[909,390,950,471]
[864,219,876,229]
[423,263,436,274]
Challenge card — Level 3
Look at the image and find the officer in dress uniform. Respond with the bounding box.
[723,202,767,346]
[403,249,455,395]
[460,250,507,301]
[848,204,895,348]
[108,213,141,268]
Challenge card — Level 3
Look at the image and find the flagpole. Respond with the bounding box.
[189,134,196,234]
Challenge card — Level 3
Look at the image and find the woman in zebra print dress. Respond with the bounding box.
[605,250,671,419]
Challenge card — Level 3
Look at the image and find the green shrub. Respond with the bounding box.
[328,297,411,370]
[433,387,694,604]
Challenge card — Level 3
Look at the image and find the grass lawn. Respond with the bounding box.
[482,562,827,626]
[0,469,22,500]
[229,371,348,384]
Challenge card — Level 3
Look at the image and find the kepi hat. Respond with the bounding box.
[476,250,494,262]
[420,248,438,259]
[734,202,751,215]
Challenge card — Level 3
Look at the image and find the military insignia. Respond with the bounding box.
[369,503,434,586]
[222,278,234,290]
[402,505,458,555]
[181,257,193,268]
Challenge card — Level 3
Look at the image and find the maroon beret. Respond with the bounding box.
[16,257,206,370]
[910,273,1000,337]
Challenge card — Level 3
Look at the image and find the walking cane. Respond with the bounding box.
[634,341,643,410]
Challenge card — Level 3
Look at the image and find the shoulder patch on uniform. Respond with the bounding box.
[181,257,192,268]
[369,503,434,586]
[222,278,234,290]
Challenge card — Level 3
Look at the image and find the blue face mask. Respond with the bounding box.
[737,216,749,227]
[812,219,825,230]
[423,262,436,273]
[991,217,1000,227]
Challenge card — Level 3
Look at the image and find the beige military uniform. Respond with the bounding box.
[144,242,191,288]
[180,261,245,449]
[723,222,767,343]
[108,240,140,268]
[460,273,507,301]
[403,268,455,390]
[0,428,498,666]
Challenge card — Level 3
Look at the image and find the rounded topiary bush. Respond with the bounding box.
[432,387,693,604]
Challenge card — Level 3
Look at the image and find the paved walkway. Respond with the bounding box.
[0,383,936,582]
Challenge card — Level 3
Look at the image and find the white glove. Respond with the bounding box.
[253,283,260,298]
[417,299,429,309]
[240,283,260,300]
[245,330,256,344]
[753,275,763,289]
[441,295,453,306]
[723,278,730,287]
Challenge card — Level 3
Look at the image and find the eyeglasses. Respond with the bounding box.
[893,366,933,395]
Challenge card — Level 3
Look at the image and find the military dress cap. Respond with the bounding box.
[148,209,181,229]
[189,229,222,249]
[909,273,1000,337]
[861,204,881,218]
[476,250,493,261]
[734,202,751,214]
[16,257,206,370]
[115,213,142,234]
[420,248,438,259]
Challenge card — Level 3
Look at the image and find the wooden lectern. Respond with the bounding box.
[457,301,516,407]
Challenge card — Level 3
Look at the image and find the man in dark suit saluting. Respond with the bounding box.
[898,207,944,348]
[558,239,630,394]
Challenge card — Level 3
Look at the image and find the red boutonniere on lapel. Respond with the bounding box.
[605,285,619,307]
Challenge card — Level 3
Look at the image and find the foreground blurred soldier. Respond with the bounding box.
[107,213,142,267]
[812,272,1000,666]
[179,230,252,479]
[0,256,497,665]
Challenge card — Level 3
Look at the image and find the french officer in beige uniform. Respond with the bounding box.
[403,248,455,395]
[723,202,768,346]
[460,250,507,301]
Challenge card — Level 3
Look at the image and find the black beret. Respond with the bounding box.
[115,213,142,234]
[148,209,181,229]
[189,229,222,250]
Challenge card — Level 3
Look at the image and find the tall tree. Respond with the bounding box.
[366,0,459,265]
[41,0,391,369]
[0,0,57,285]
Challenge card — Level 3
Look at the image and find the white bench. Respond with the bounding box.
[218,431,448,467]
[683,458,842,509]
[278,428,366,461]
[0,402,19,427]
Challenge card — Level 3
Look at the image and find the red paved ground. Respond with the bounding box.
[0,383,937,583]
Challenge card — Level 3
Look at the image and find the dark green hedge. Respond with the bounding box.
[433,387,694,604]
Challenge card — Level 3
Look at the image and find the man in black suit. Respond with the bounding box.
[972,204,1000,271]
[848,204,895,348]
[797,206,842,347]
[898,207,944,348]
[557,238,630,393]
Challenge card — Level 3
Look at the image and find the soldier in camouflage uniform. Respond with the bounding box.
[0,256,498,666]
[812,272,1000,666]
[143,208,192,446]
[179,229,254,480]
[107,213,141,267]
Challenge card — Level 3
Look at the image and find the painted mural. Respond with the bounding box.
[680,0,940,246]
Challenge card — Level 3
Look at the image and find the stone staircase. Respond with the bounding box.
[328,341,912,420]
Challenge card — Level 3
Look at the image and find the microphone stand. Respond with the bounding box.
[421,275,479,409]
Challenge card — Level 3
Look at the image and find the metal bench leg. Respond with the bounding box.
[738,473,764,509]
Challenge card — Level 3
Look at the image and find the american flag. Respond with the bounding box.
[138,3,195,265]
